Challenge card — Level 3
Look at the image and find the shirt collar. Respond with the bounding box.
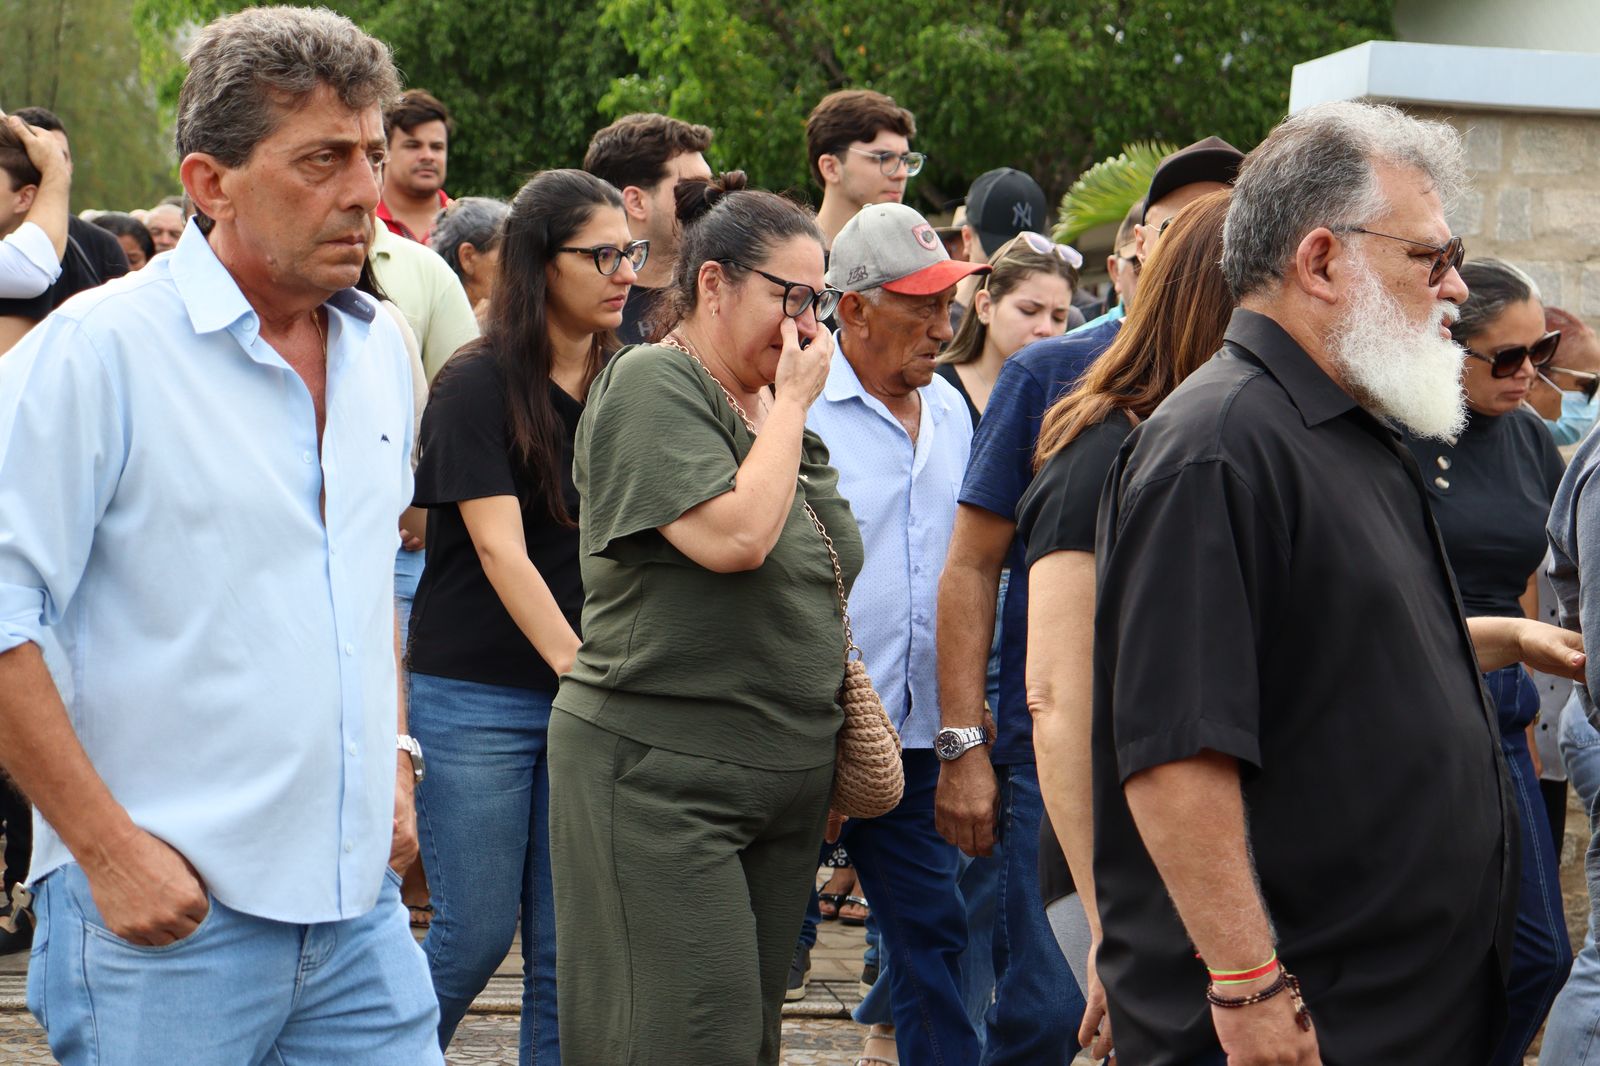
[375,189,448,242]
[1224,308,1358,428]
[168,218,376,340]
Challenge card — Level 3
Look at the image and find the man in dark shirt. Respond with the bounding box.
[932,135,1240,1065]
[583,113,713,347]
[0,108,127,355]
[1094,100,1586,1066]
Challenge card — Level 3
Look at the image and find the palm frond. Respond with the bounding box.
[1053,141,1179,244]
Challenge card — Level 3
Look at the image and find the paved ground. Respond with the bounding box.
[2,815,1589,1064]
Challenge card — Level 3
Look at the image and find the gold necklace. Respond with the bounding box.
[311,308,326,354]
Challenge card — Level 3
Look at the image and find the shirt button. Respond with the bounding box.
[347,742,357,756]
[1435,476,1451,490]
[302,451,314,464]
[343,841,354,854]
[344,643,354,655]
[1436,456,1451,470]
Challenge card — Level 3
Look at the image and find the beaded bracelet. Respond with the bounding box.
[1206,971,1313,1032]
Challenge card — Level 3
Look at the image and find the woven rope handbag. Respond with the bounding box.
[661,335,905,818]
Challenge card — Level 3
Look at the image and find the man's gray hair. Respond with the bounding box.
[429,197,510,281]
[1221,101,1466,299]
[176,6,400,167]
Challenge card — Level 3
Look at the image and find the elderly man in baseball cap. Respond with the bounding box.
[802,201,988,1063]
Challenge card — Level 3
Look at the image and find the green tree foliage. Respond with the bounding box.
[600,0,1393,211]
[1054,141,1177,244]
[129,0,1391,212]
[2,0,177,211]
[135,0,636,199]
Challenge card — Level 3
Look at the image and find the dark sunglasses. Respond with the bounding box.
[1347,227,1465,286]
[1466,330,1562,378]
[557,240,650,276]
[721,259,842,321]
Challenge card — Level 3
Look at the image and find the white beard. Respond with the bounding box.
[1329,264,1467,441]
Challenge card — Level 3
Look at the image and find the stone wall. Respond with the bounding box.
[1409,106,1600,316]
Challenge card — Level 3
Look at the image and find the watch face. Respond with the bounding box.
[936,732,961,760]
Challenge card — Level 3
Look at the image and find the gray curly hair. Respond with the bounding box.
[1221,101,1465,300]
[177,6,400,169]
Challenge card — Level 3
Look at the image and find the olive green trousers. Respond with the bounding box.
[548,709,834,1066]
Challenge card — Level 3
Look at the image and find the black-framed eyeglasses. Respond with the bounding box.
[556,240,650,276]
[720,260,842,321]
[844,147,927,177]
[1346,227,1465,286]
[1467,330,1562,379]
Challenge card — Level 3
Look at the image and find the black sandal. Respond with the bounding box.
[817,892,846,921]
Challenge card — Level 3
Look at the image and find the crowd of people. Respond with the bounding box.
[7,5,1600,1066]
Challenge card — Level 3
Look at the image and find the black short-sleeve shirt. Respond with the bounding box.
[407,350,584,692]
[1402,408,1565,618]
[1092,309,1513,1065]
[0,216,128,320]
[1016,415,1134,904]
[615,285,662,348]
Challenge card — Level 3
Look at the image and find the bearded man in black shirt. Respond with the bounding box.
[1091,100,1586,1066]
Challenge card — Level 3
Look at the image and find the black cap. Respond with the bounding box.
[965,168,1049,254]
[1143,137,1244,221]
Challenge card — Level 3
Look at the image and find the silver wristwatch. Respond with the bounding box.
[935,726,988,762]
[397,734,426,783]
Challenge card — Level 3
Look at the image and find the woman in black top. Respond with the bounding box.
[1400,258,1569,1066]
[1014,189,1233,1060]
[406,168,646,1065]
[935,234,1078,425]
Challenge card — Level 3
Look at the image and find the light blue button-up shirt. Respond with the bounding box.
[806,339,972,749]
[0,222,414,923]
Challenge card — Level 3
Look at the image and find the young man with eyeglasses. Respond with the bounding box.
[806,89,922,249]
[933,135,1242,1066]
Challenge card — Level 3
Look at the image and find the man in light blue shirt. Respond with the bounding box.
[0,8,441,1063]
[804,201,988,1063]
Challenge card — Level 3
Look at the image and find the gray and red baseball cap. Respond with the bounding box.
[826,203,991,296]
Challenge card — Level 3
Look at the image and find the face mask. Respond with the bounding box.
[1543,389,1600,446]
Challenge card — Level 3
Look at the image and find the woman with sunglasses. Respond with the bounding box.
[1400,257,1569,1066]
[548,171,862,1066]
[405,168,644,1065]
[937,232,1081,425]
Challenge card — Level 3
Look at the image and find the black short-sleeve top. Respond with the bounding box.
[1015,414,1134,905]
[407,350,584,692]
[554,344,865,772]
[1402,408,1565,618]
[1091,309,1512,1065]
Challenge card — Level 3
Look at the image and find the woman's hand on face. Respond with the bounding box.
[772,317,832,411]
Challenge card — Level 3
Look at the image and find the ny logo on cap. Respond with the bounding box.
[1012,202,1034,229]
[912,223,940,251]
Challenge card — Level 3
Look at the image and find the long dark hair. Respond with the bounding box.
[446,168,621,526]
[1033,189,1233,470]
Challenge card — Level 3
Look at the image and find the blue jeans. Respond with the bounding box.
[982,762,1085,1065]
[1542,694,1600,1063]
[395,546,424,644]
[27,862,440,1065]
[958,847,999,1040]
[1484,665,1572,1066]
[829,750,977,1062]
[408,671,559,1066]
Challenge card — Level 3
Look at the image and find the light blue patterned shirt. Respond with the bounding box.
[806,340,972,749]
[0,222,415,923]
